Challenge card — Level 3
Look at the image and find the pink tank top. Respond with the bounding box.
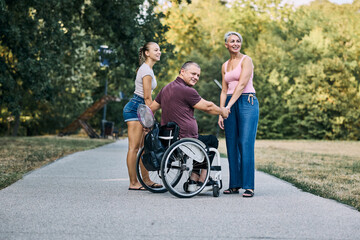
[224,55,255,94]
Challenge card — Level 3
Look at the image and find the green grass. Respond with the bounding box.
[255,148,360,211]
[0,136,114,190]
[218,139,360,211]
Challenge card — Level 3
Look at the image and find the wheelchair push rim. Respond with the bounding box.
[160,139,211,198]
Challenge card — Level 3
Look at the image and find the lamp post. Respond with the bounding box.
[98,45,112,137]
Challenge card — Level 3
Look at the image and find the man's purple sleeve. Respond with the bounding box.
[155,89,162,105]
[186,88,202,107]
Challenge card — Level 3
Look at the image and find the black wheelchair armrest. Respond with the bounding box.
[159,122,180,145]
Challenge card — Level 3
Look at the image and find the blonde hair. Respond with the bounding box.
[138,42,156,66]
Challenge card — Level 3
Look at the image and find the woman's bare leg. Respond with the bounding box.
[126,121,144,189]
[138,134,162,187]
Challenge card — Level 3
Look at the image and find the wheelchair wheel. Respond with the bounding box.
[160,138,210,198]
[213,184,220,197]
[136,147,167,193]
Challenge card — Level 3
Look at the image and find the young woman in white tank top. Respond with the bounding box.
[123,42,162,191]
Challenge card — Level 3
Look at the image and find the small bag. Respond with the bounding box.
[142,123,165,171]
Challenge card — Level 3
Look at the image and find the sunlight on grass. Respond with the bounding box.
[219,139,360,211]
[0,136,114,189]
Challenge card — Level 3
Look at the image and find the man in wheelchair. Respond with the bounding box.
[150,61,229,191]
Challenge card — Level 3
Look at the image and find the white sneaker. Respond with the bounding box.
[198,178,215,193]
[187,180,199,192]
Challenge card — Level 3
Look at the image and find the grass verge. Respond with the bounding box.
[218,139,360,211]
[0,136,114,190]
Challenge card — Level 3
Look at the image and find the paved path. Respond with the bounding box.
[1,140,359,240]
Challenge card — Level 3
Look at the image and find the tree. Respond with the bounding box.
[0,0,174,136]
[0,0,85,136]
[158,0,360,139]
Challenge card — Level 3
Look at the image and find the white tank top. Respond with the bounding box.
[134,63,157,97]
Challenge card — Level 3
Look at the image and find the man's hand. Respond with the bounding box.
[220,106,230,119]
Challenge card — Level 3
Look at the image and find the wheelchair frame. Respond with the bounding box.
[136,123,222,198]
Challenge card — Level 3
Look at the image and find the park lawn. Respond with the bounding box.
[218,139,360,211]
[2,137,359,211]
[0,136,114,190]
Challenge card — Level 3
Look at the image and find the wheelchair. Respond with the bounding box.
[136,122,222,198]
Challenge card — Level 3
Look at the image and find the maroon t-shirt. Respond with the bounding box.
[155,77,202,138]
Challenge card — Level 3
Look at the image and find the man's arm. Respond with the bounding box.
[193,99,229,118]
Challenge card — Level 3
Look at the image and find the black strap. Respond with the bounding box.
[210,166,221,171]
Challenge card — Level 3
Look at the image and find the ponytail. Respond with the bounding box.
[138,42,157,66]
[136,42,156,72]
[139,47,146,66]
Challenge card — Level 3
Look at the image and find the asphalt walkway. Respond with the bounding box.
[1,139,359,240]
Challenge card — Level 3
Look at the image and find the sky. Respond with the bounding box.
[282,0,353,7]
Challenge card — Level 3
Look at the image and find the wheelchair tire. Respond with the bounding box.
[136,147,167,193]
[160,139,210,198]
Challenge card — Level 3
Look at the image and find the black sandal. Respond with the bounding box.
[243,189,254,198]
[150,183,163,188]
[223,188,240,194]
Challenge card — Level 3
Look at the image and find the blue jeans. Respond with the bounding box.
[224,93,259,190]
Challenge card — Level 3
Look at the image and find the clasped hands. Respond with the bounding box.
[218,106,230,130]
[220,106,230,119]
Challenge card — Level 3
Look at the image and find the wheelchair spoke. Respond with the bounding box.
[161,139,210,198]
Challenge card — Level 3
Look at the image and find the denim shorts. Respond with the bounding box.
[123,94,145,122]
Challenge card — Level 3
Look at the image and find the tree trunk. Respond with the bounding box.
[12,113,20,137]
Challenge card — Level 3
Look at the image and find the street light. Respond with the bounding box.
[98,45,113,137]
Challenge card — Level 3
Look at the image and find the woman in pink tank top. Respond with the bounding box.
[218,31,259,197]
